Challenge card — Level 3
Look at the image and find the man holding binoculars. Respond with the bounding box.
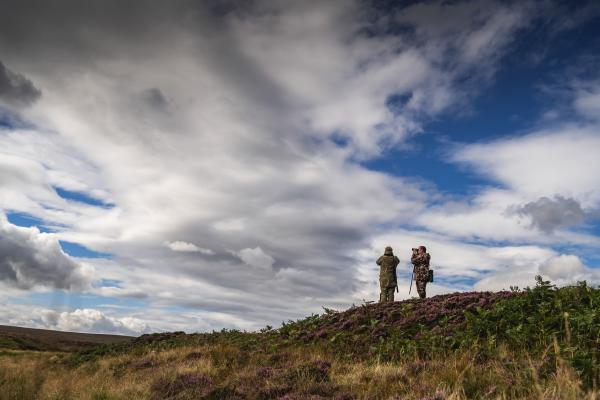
[411,246,431,299]
[376,245,432,302]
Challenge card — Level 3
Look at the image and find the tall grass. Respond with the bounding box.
[1,345,598,399]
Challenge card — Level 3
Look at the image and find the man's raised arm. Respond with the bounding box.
[410,250,422,265]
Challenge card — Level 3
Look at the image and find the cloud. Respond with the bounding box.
[224,0,531,156]
[41,308,150,335]
[140,87,169,111]
[0,213,93,290]
[511,195,586,233]
[0,60,41,107]
[236,247,275,269]
[452,127,600,206]
[574,81,600,120]
[0,302,150,335]
[421,126,600,244]
[214,218,245,232]
[165,241,215,254]
[428,75,600,243]
[538,254,599,284]
[0,0,591,332]
[40,308,150,335]
[0,297,266,334]
[475,254,600,291]
[95,285,148,299]
[0,129,112,226]
[415,189,535,242]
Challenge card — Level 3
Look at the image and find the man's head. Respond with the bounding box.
[384,246,393,255]
[418,245,426,254]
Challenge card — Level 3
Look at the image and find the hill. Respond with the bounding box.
[0,324,132,352]
[1,277,599,399]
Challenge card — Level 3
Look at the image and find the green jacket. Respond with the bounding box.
[377,252,400,288]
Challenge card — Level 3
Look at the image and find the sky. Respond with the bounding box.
[0,0,599,335]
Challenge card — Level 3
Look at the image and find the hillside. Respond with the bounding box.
[0,324,132,352]
[1,277,600,399]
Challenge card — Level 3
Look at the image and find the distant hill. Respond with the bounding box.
[0,324,132,352]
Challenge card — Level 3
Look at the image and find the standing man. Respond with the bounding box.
[411,245,431,299]
[376,246,400,302]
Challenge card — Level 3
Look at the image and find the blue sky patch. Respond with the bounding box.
[436,276,479,290]
[7,212,43,228]
[96,279,123,288]
[54,187,113,208]
[0,107,32,130]
[59,240,112,259]
[363,9,600,198]
[6,212,54,233]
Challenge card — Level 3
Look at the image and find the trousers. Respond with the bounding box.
[379,286,395,302]
[416,279,427,298]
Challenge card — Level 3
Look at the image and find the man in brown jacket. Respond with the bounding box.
[411,245,430,299]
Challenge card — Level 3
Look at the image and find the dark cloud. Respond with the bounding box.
[514,195,586,233]
[0,1,222,64]
[140,88,169,111]
[0,61,41,107]
[0,215,91,290]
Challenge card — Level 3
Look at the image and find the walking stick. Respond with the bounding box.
[409,268,414,295]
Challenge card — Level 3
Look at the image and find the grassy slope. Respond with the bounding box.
[1,278,600,399]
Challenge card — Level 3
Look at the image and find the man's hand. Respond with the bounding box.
[411,250,422,265]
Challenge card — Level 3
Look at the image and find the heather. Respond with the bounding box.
[1,278,600,399]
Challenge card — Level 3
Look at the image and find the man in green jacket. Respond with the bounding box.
[376,246,400,302]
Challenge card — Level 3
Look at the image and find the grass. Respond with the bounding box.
[1,277,599,399]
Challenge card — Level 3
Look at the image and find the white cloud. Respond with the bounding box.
[451,126,600,207]
[236,247,275,269]
[416,125,600,244]
[41,308,150,335]
[475,254,600,291]
[538,254,598,283]
[165,241,214,254]
[0,302,150,335]
[574,81,600,120]
[416,189,535,242]
[213,218,245,232]
[227,0,530,156]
